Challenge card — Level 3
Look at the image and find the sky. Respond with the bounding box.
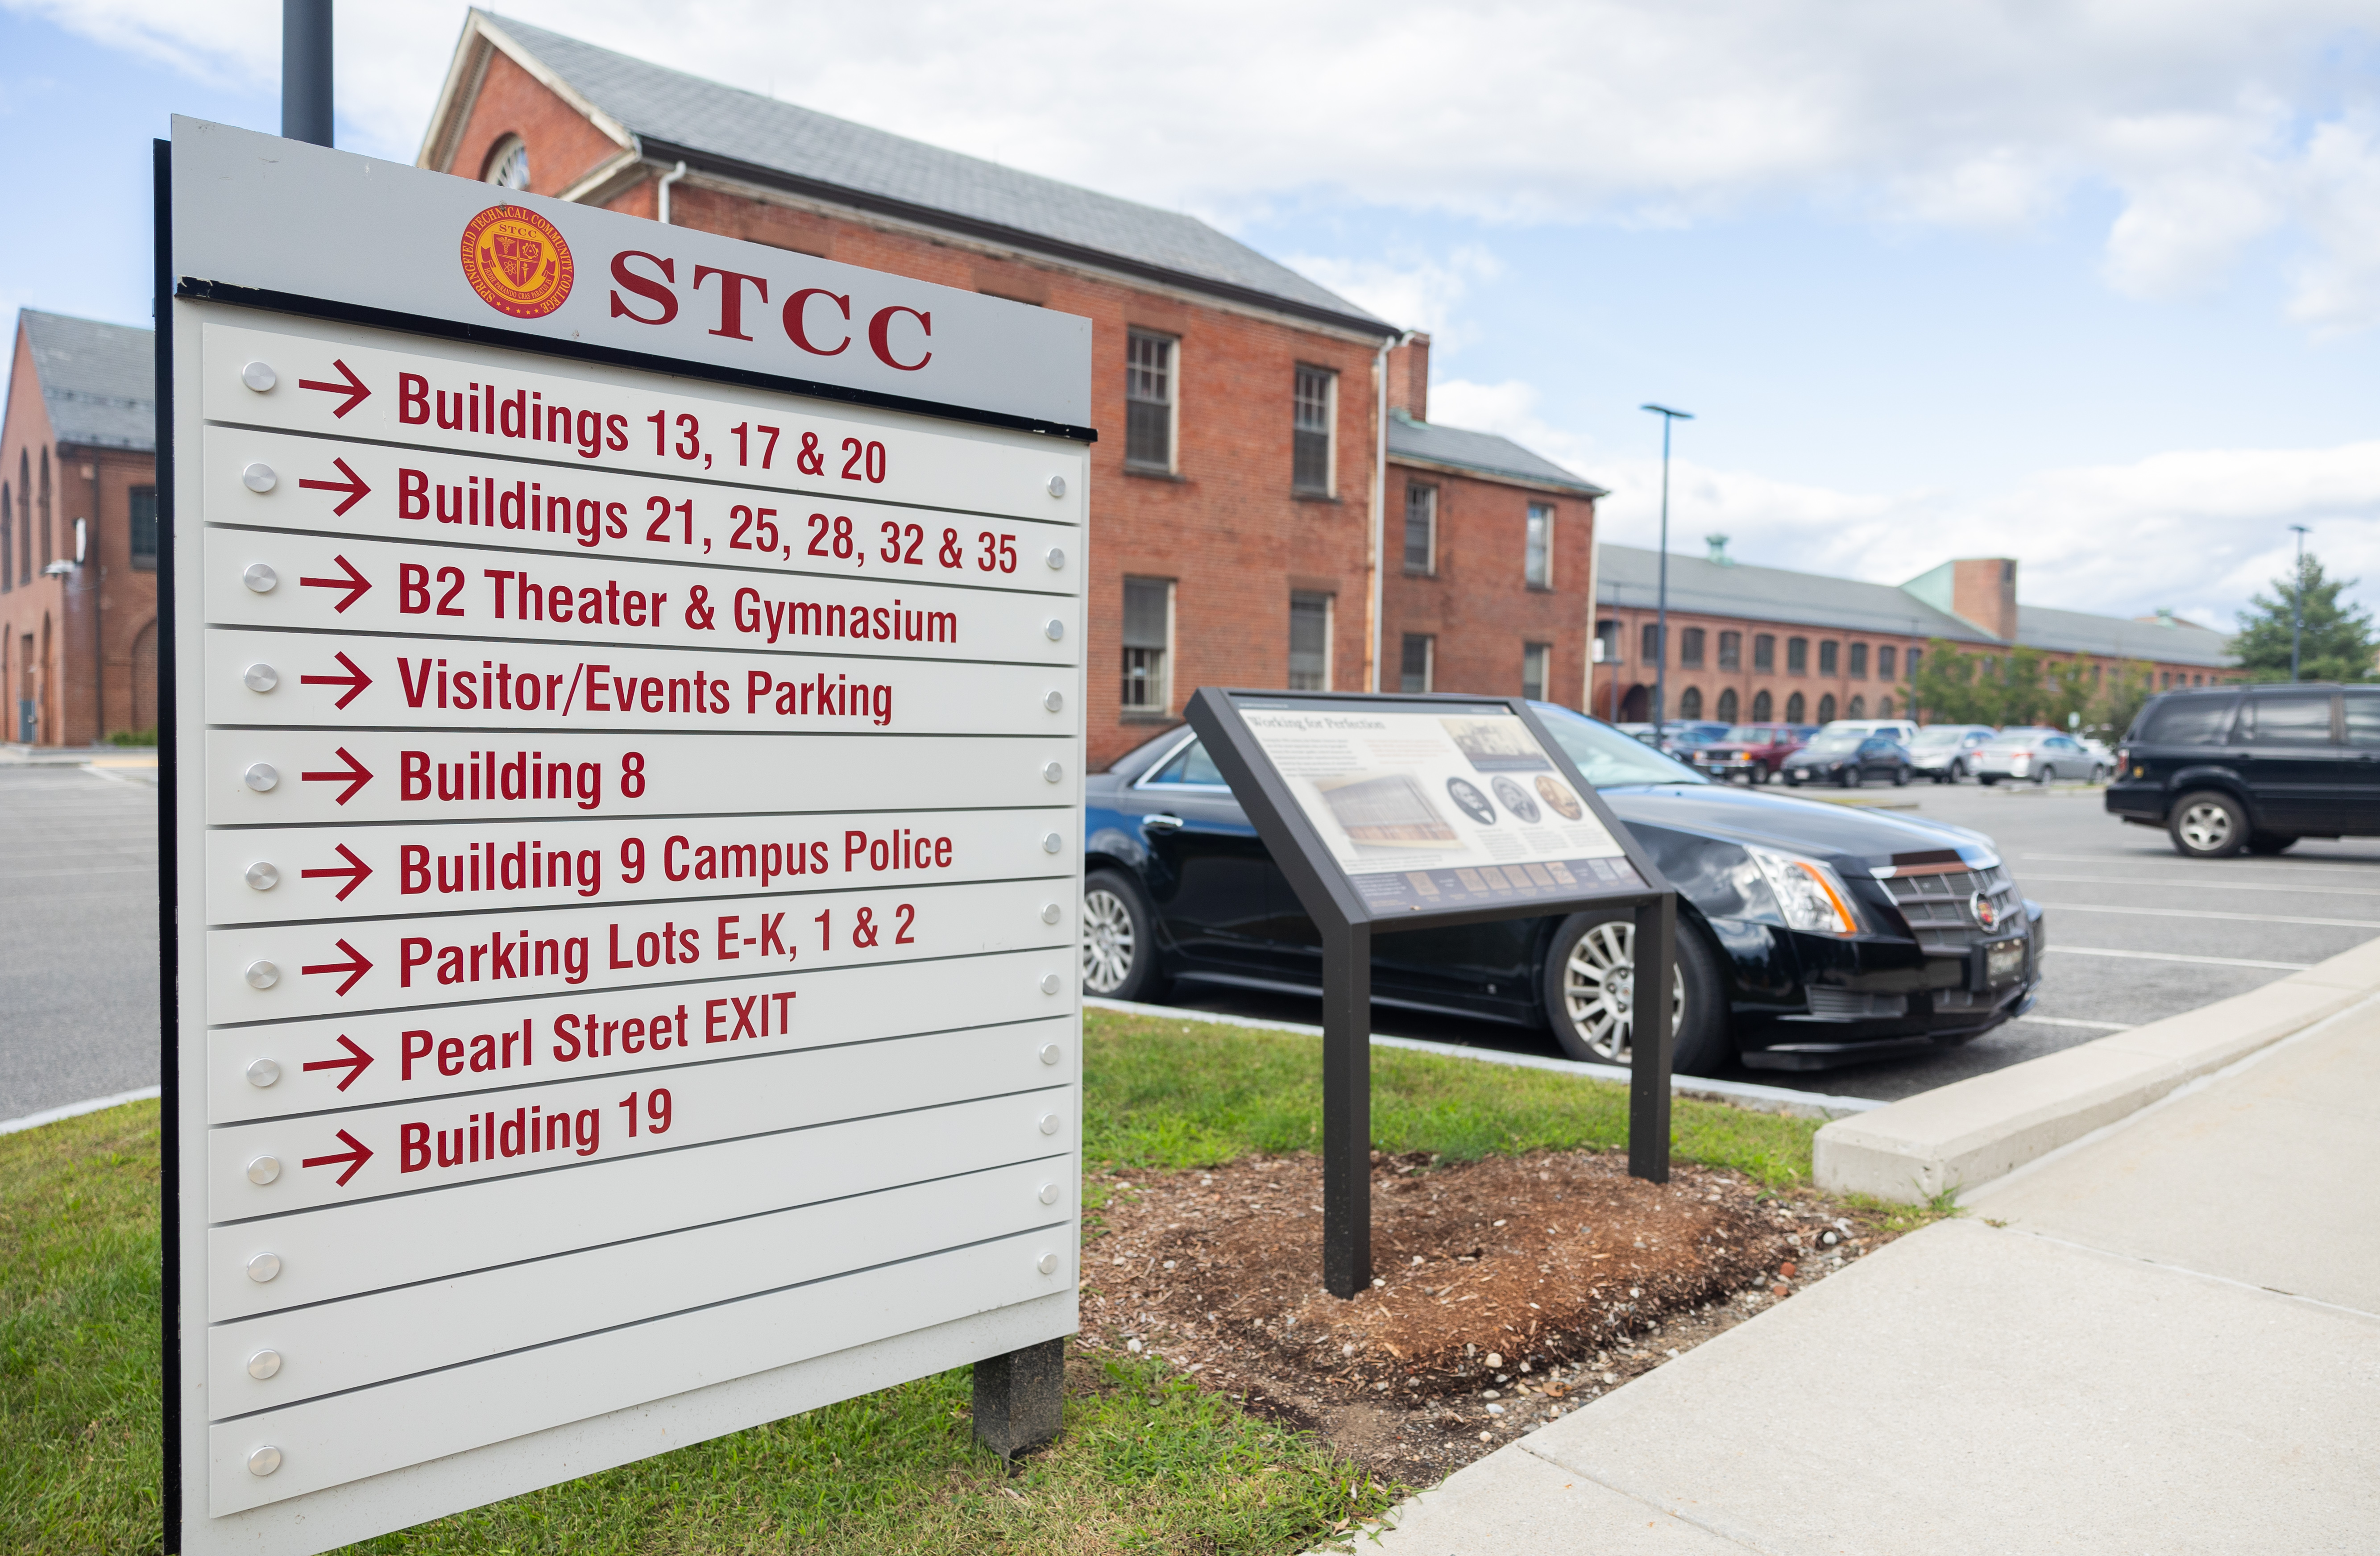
[5,0,2379,632]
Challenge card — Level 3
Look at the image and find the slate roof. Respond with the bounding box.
[1387,411,1605,496]
[17,311,154,452]
[476,13,1390,335]
[1596,544,2239,667]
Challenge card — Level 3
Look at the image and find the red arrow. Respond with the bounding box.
[300,939,373,996]
[297,358,371,418]
[299,651,373,709]
[297,552,371,608]
[301,1129,373,1186]
[299,747,372,805]
[296,459,373,517]
[299,1034,374,1090]
[299,844,373,901]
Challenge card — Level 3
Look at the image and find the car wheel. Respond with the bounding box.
[1893,764,1911,787]
[2245,831,2300,855]
[2032,764,2051,785]
[2169,791,2247,859]
[1840,767,1860,788]
[1081,867,1164,1001]
[1979,774,1999,786]
[1952,759,1968,782]
[1542,910,1730,1076]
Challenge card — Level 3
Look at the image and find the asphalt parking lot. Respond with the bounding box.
[1165,776,2380,1104]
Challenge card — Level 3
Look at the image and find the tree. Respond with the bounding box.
[1906,640,2140,731]
[2232,552,2379,683]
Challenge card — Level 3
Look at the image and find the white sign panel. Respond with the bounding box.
[167,122,1089,1555]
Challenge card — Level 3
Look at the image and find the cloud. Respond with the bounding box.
[17,0,2380,330]
[1278,247,1501,349]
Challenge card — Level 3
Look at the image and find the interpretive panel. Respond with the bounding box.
[166,119,1090,1554]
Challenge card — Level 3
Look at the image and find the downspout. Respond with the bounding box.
[1583,494,1601,715]
[89,454,101,741]
[1368,328,1417,693]
[656,160,687,225]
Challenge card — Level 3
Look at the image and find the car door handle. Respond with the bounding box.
[1141,813,1185,832]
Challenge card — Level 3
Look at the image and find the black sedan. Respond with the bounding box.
[1083,705,2043,1075]
[1779,732,1915,788]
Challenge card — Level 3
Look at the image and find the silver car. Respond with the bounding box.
[1974,729,2095,785]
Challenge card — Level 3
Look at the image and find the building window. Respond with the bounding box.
[1877,695,1893,717]
[1,481,11,591]
[1641,622,1663,664]
[1907,647,1923,680]
[1787,636,1808,675]
[1522,643,1551,701]
[1717,687,1738,723]
[1403,482,1437,573]
[1847,695,1866,718]
[1819,640,1840,676]
[1679,627,1705,668]
[1293,366,1335,493]
[1126,332,1176,470]
[1679,686,1703,719]
[483,136,531,190]
[1288,592,1331,690]
[1595,618,1621,664]
[39,446,52,566]
[2092,663,2103,686]
[2160,672,2172,689]
[1524,503,1553,589]
[1818,693,1837,722]
[129,485,158,572]
[1848,643,1868,679]
[1877,645,1897,680]
[1400,633,1434,693]
[1786,691,1806,722]
[1121,577,1173,713]
[1753,633,1775,672]
[1717,631,1741,670]
[1752,689,1773,721]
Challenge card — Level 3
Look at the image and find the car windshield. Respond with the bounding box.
[1721,726,1774,743]
[1533,705,1708,786]
[1806,734,1863,751]
[1910,728,1967,747]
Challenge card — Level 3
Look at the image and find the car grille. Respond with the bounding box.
[1884,866,2022,950]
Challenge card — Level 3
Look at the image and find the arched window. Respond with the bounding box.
[16,450,28,580]
[39,447,52,566]
[1716,687,1738,723]
[1877,695,1893,717]
[1786,692,1805,722]
[1847,695,1866,718]
[483,136,531,190]
[1818,693,1837,722]
[2,480,12,591]
[1752,689,1772,722]
[1679,686,1702,719]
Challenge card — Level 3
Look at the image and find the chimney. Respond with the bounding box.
[1949,558,2020,642]
[1386,332,1430,421]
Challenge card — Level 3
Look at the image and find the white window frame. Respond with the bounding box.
[1288,591,1334,691]
[1120,575,1175,715]
[1403,481,1438,575]
[1525,502,1554,589]
[1399,632,1435,694]
[1522,642,1551,701]
[1293,365,1337,495]
[1124,330,1178,473]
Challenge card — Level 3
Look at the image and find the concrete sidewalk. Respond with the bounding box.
[1354,997,2380,1553]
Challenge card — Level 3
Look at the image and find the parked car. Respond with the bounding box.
[1779,731,1914,788]
[1821,718,1920,745]
[1973,729,2094,785]
[1908,724,1998,784]
[1083,705,2043,1074]
[2077,736,2116,780]
[1654,720,1733,756]
[1688,723,1815,784]
[2106,683,2380,857]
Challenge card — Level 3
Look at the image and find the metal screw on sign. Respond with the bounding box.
[1042,761,1063,782]
[1044,690,1064,712]
[1038,973,1062,995]
[1046,474,1066,498]
[1045,546,1065,569]
[247,1446,282,1477]
[243,563,278,593]
[247,1350,282,1380]
[1038,1113,1061,1135]
[242,361,278,391]
[1044,618,1065,641]
[245,863,280,891]
[1036,1253,1060,1275]
[245,1058,281,1088]
[245,962,279,990]
[245,763,278,792]
[1041,832,1063,853]
[246,1253,282,1283]
[1038,1183,1061,1205]
[247,1156,281,1185]
[245,663,279,692]
[1040,902,1062,924]
[1037,1043,1061,1065]
[243,462,278,493]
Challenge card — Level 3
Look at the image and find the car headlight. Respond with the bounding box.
[1749,848,1861,935]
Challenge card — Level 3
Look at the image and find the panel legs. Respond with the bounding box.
[972,1338,1065,1461]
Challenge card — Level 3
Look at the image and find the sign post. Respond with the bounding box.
[160,118,1091,1554]
[1185,689,1677,1298]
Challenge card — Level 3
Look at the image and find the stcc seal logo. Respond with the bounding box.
[1969,891,2000,931]
[460,205,574,319]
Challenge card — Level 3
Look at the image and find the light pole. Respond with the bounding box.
[2289,524,2310,682]
[1641,404,1693,731]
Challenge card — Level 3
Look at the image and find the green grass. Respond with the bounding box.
[0,1009,1820,1553]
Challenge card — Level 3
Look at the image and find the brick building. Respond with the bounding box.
[417,12,1604,765]
[1591,543,2238,726]
[0,310,159,746]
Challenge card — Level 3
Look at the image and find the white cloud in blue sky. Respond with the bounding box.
[6,0,2380,625]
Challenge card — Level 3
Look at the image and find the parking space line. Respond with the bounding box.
[2010,1014,2135,1031]
[2045,946,2313,970]
[2019,872,2380,898]
[2025,850,2380,877]
[2036,901,2380,930]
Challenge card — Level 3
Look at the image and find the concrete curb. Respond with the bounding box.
[1813,938,2380,1202]
[1084,996,1880,1120]
[0,1085,162,1136]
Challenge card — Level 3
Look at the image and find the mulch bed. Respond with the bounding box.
[1076,1147,1900,1483]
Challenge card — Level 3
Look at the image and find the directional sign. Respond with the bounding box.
[165,119,1089,1554]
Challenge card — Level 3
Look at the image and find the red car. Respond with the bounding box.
[1687,723,1816,784]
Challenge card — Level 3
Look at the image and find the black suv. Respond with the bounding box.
[2106,683,2380,857]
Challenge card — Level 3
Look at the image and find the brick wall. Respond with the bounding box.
[1384,462,1593,706]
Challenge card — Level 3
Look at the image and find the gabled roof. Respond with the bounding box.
[1596,545,1991,642]
[434,12,1392,338]
[2018,605,2234,668]
[16,311,154,452]
[1387,411,1605,497]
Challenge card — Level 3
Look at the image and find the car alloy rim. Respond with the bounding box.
[2179,801,2233,853]
[1080,888,1136,994]
[1561,920,1686,1064]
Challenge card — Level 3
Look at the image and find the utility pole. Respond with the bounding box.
[1640,404,1693,731]
[2290,524,2310,682]
[283,0,333,147]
